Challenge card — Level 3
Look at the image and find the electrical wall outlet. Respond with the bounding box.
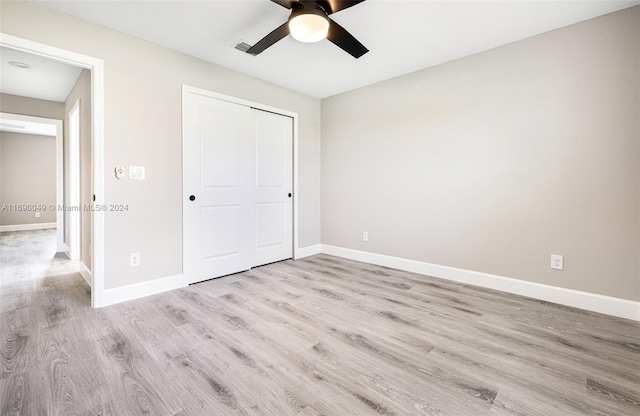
[363,231,369,242]
[551,254,563,270]
[130,252,141,267]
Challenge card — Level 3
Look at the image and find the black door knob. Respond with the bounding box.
[189,195,196,201]
[288,193,292,198]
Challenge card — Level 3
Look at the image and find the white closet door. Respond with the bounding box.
[252,109,293,267]
[184,93,254,284]
[184,92,293,284]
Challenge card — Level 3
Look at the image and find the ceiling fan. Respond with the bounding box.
[246,0,369,59]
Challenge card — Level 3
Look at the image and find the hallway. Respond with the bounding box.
[0,228,89,314]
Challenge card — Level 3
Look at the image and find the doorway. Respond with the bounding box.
[0,112,63,248]
[182,86,298,284]
[0,33,105,307]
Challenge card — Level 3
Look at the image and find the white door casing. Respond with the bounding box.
[68,99,81,260]
[184,88,293,284]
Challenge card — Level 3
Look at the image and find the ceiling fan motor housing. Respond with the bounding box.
[288,1,330,43]
[289,0,330,20]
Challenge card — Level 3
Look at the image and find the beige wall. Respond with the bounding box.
[0,1,322,290]
[322,7,640,301]
[0,94,63,229]
[0,93,64,120]
[64,69,92,269]
[0,132,56,226]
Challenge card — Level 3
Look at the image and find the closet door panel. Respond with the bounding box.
[185,93,253,284]
[253,109,293,267]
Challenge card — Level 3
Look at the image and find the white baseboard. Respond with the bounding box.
[321,244,640,322]
[100,274,186,308]
[79,262,92,287]
[0,222,56,232]
[295,244,322,259]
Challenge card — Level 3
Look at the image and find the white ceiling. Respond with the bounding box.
[20,0,640,98]
[0,46,82,102]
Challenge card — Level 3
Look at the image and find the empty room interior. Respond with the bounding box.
[0,1,639,415]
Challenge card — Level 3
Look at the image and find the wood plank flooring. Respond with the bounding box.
[1,229,639,415]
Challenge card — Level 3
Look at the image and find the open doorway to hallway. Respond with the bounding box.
[0,45,93,305]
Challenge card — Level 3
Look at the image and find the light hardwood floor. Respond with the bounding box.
[1,230,639,415]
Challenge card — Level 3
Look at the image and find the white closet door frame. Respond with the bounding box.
[182,85,301,284]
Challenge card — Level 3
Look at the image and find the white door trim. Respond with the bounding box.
[0,112,64,250]
[0,33,106,308]
[68,99,80,260]
[182,85,300,284]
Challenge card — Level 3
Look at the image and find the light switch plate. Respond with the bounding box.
[130,166,145,180]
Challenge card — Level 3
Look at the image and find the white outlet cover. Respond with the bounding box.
[130,252,141,267]
[551,254,564,270]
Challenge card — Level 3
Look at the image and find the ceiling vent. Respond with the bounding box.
[233,41,252,53]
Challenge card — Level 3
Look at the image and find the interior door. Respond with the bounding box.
[184,91,293,284]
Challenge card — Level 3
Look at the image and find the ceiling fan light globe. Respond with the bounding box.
[289,14,329,43]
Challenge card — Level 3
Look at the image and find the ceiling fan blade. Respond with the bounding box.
[246,22,291,56]
[326,19,368,58]
[270,0,295,9]
[315,0,365,15]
